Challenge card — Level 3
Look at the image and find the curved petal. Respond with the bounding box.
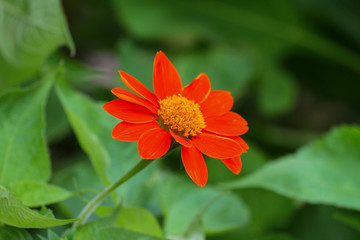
[112,121,160,141]
[205,112,248,137]
[138,128,172,159]
[231,136,249,153]
[153,51,182,99]
[200,90,234,118]
[221,156,242,174]
[118,71,159,107]
[182,73,211,104]
[103,99,155,123]
[192,132,242,159]
[181,145,208,187]
[170,130,192,147]
[111,88,158,113]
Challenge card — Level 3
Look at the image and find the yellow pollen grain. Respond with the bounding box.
[157,94,206,138]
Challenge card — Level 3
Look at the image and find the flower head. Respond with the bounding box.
[103,51,249,187]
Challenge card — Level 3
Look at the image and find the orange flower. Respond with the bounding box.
[104,51,248,187]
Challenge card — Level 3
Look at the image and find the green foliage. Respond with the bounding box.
[160,175,249,237]
[9,180,72,207]
[0,76,52,186]
[1,0,360,239]
[0,225,33,240]
[116,207,163,237]
[0,0,74,89]
[222,126,360,210]
[0,185,76,228]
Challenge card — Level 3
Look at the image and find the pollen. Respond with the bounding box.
[157,94,206,138]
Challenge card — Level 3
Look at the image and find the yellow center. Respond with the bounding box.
[157,94,206,138]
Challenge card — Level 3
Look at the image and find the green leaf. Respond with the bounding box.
[0,225,32,240]
[161,175,249,237]
[9,180,72,207]
[94,227,169,240]
[0,0,74,89]
[222,125,360,210]
[116,207,162,237]
[55,80,113,185]
[0,75,53,186]
[0,185,77,228]
[74,214,168,240]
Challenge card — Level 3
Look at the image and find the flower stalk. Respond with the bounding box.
[74,158,156,227]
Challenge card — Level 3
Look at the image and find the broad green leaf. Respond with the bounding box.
[9,180,72,207]
[161,175,249,237]
[0,0,74,89]
[222,125,360,210]
[0,225,32,240]
[257,64,298,117]
[0,76,53,186]
[116,207,162,237]
[0,185,77,228]
[94,227,169,240]
[74,214,167,240]
[55,80,113,185]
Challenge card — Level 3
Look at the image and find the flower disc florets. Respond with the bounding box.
[157,94,206,138]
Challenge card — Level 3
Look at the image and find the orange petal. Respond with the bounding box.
[103,99,155,123]
[221,156,242,174]
[118,71,159,107]
[200,90,234,118]
[205,112,248,137]
[170,130,192,147]
[231,136,249,153]
[182,73,211,104]
[181,145,208,187]
[153,51,182,99]
[111,88,158,114]
[112,121,160,141]
[192,132,242,159]
[138,128,172,159]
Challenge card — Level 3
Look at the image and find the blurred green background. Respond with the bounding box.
[1,0,360,239]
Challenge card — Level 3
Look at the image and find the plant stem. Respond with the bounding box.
[73,158,156,227]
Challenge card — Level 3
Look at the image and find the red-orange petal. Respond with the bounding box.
[181,145,208,187]
[170,130,192,147]
[112,121,160,141]
[205,112,248,137]
[231,136,249,153]
[138,128,172,159]
[153,51,182,99]
[103,99,155,123]
[192,132,242,159]
[111,88,158,114]
[118,71,159,107]
[221,156,242,174]
[200,90,234,118]
[182,73,211,104]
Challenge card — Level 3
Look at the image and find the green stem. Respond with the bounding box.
[74,158,156,227]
